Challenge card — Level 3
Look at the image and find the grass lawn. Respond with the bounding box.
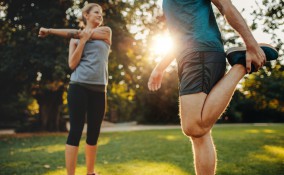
[0,124,284,175]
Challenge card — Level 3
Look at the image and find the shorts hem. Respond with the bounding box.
[179,89,209,96]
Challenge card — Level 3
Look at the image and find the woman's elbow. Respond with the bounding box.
[68,62,76,70]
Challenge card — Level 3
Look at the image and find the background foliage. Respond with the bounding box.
[0,0,283,131]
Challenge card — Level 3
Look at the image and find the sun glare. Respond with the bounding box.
[151,33,174,56]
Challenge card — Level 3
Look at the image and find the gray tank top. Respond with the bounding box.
[70,39,110,85]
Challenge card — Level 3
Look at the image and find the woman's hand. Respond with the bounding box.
[38,27,49,38]
[79,29,95,42]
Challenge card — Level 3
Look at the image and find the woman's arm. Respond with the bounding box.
[39,28,80,39]
[68,29,94,70]
[38,26,112,44]
[90,26,112,45]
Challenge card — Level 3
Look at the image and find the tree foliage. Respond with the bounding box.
[0,0,283,131]
[0,0,73,131]
[0,0,162,130]
[223,0,284,122]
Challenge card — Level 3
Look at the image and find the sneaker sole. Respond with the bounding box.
[226,43,278,61]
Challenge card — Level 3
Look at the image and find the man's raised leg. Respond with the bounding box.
[180,64,246,137]
[180,64,246,175]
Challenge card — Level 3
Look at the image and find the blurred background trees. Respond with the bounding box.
[0,0,283,132]
[219,0,284,123]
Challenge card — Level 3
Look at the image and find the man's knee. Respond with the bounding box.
[181,121,207,138]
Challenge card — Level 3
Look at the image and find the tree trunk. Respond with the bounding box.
[36,86,66,131]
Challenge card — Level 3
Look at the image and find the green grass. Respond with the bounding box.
[0,124,284,175]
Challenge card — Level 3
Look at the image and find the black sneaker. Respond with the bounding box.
[226,43,279,73]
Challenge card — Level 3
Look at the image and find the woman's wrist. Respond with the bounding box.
[47,28,52,35]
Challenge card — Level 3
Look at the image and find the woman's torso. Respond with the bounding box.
[70,39,110,86]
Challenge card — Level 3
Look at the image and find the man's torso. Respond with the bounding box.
[162,0,224,59]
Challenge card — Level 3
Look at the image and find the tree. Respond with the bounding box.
[0,0,162,130]
[222,0,284,122]
[0,0,74,131]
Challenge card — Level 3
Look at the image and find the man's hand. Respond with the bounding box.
[211,0,266,73]
[246,46,266,73]
[38,27,49,38]
[148,68,164,91]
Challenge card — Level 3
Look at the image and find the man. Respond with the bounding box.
[148,0,277,174]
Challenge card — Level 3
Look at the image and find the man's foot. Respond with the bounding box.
[226,43,279,73]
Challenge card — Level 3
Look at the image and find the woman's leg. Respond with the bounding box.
[85,91,106,174]
[65,144,79,175]
[85,144,98,174]
[66,84,88,175]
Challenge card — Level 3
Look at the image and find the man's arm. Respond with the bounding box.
[212,0,266,73]
[148,51,176,91]
[38,27,112,45]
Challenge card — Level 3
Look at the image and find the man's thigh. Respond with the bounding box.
[179,92,207,125]
[177,51,226,96]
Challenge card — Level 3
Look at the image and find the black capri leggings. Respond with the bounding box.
[66,84,106,146]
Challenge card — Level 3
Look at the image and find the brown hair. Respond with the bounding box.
[81,3,102,25]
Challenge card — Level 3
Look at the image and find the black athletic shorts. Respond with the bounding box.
[177,51,226,96]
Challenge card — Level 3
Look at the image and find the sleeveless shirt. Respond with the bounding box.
[70,39,110,86]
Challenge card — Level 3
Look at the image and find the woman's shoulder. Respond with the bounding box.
[94,26,112,45]
[96,26,112,33]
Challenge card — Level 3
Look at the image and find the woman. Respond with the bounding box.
[39,3,111,175]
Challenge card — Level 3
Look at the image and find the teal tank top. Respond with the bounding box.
[163,0,224,59]
[70,39,110,85]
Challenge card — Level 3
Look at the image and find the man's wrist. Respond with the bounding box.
[244,38,258,50]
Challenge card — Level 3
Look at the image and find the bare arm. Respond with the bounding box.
[68,29,94,70]
[39,27,112,44]
[153,51,176,73]
[212,0,266,72]
[90,27,112,45]
[148,51,176,91]
[39,28,80,39]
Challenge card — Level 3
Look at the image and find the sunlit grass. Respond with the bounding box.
[251,145,284,163]
[0,124,284,175]
[43,161,190,175]
[18,144,64,153]
[96,161,190,175]
[245,129,276,134]
[264,145,284,158]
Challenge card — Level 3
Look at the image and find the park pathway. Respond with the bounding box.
[0,122,276,135]
[0,121,181,135]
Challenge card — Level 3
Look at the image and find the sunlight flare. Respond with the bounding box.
[150,33,174,56]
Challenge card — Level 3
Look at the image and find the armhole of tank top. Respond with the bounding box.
[76,39,80,45]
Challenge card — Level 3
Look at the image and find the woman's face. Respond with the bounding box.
[85,6,103,26]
